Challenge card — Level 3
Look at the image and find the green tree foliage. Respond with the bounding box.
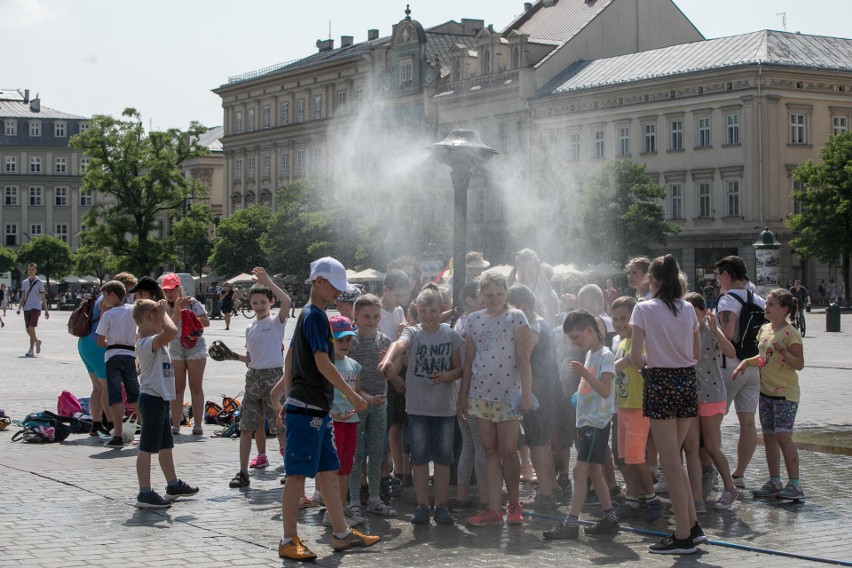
[170,203,214,276]
[15,236,74,288]
[73,245,120,285]
[208,206,272,276]
[0,245,16,274]
[789,131,852,295]
[69,108,208,275]
[576,160,680,264]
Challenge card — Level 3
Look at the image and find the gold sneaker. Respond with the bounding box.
[331,529,381,552]
[278,536,317,561]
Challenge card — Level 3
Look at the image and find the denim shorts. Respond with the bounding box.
[106,355,140,405]
[138,393,174,454]
[407,414,455,466]
[284,407,339,478]
[168,337,208,361]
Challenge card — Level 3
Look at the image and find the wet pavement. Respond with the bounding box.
[1,308,851,567]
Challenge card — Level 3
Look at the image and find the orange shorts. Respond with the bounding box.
[617,408,650,465]
[698,401,726,417]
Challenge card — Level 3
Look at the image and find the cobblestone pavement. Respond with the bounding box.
[1,309,851,567]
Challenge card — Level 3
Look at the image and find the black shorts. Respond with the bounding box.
[576,423,610,465]
[642,367,698,420]
[523,381,559,447]
[553,388,576,449]
[138,393,174,453]
[387,381,407,428]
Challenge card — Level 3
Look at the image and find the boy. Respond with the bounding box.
[348,294,396,518]
[229,267,291,488]
[133,298,198,508]
[544,310,619,540]
[97,280,141,447]
[610,296,661,521]
[271,257,379,561]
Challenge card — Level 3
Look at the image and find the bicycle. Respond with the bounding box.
[228,298,255,319]
[794,307,806,337]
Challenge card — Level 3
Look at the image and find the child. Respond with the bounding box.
[625,257,652,301]
[270,257,378,561]
[132,298,199,508]
[460,272,533,526]
[323,315,366,527]
[683,292,739,510]
[543,310,619,540]
[734,288,805,500]
[380,283,463,525]
[335,288,361,321]
[348,294,396,518]
[97,280,141,447]
[610,296,662,522]
[228,267,291,488]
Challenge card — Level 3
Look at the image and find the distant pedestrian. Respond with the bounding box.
[220,282,235,330]
[0,282,8,320]
[17,263,49,357]
[828,279,838,304]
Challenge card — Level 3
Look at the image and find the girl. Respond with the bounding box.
[459,272,534,526]
[77,288,111,435]
[733,288,805,500]
[220,283,235,330]
[683,293,739,510]
[626,257,652,301]
[630,255,703,555]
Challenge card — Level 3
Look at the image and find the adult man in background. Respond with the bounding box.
[17,263,50,357]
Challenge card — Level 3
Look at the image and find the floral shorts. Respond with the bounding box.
[468,398,521,423]
[642,367,698,420]
[758,394,798,434]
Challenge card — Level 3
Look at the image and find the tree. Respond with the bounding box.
[15,236,74,290]
[208,206,272,276]
[0,245,16,274]
[170,203,215,276]
[576,160,680,264]
[789,131,852,299]
[70,108,208,275]
[73,245,120,285]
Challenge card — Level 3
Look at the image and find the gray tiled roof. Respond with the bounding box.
[543,30,852,94]
[425,32,478,76]
[0,90,86,120]
[503,0,613,42]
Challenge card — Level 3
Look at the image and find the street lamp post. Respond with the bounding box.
[431,130,497,307]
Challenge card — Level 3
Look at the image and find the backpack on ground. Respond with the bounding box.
[67,298,96,337]
[12,411,74,443]
[725,290,767,360]
[57,390,83,417]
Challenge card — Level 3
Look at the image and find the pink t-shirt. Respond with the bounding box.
[629,298,698,369]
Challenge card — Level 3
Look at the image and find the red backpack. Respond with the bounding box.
[180,309,204,349]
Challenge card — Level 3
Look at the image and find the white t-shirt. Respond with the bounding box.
[136,335,176,400]
[464,308,530,404]
[97,304,137,361]
[378,305,406,341]
[630,298,698,369]
[245,314,287,369]
[716,288,766,363]
[576,347,616,429]
[21,277,45,311]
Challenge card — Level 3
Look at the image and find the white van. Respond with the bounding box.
[157,273,195,296]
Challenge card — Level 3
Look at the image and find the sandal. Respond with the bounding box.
[298,496,318,509]
[367,500,398,517]
[229,471,250,488]
[192,425,203,436]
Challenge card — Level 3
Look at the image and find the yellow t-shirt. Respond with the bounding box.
[615,337,644,409]
[757,323,802,403]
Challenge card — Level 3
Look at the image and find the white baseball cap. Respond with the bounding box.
[309,257,355,293]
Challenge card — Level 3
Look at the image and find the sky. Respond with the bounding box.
[3,0,851,131]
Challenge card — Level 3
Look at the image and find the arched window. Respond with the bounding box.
[512,46,520,69]
[483,49,491,75]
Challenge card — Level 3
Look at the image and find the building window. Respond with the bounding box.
[792,179,804,215]
[643,123,656,153]
[30,157,42,173]
[280,152,289,177]
[295,149,305,177]
[4,120,16,136]
[30,224,43,237]
[725,179,740,217]
[697,182,712,218]
[4,186,17,206]
[337,90,347,115]
[262,106,270,129]
[29,186,43,206]
[55,157,67,174]
[281,102,290,126]
[296,99,305,123]
[354,89,363,111]
[247,157,256,179]
[569,133,580,161]
[5,224,17,246]
[833,116,848,136]
[789,114,807,144]
[29,121,41,137]
[234,159,242,181]
[481,49,491,75]
[79,122,89,133]
[452,58,462,82]
[247,109,255,131]
[55,224,68,243]
[726,113,740,145]
[80,190,93,207]
[55,187,68,206]
[80,157,90,173]
[399,59,414,88]
[262,155,271,179]
[234,111,242,134]
[313,95,322,120]
[669,120,683,150]
[511,46,520,68]
[593,129,605,159]
[5,157,16,173]
[697,116,711,148]
[312,147,323,172]
[669,184,683,219]
[54,122,66,137]
[617,126,630,156]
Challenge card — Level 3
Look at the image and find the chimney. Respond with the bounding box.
[316,38,335,52]
[367,28,379,41]
[30,96,41,113]
[341,35,354,47]
[24,89,30,104]
[461,18,484,36]
[524,2,532,11]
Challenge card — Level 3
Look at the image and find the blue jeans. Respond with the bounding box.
[348,401,387,499]
[407,414,455,466]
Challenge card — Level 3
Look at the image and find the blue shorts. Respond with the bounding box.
[106,355,140,406]
[78,335,107,379]
[284,406,339,478]
[138,393,174,454]
[407,414,455,466]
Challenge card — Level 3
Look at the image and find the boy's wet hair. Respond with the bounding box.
[562,309,602,343]
[354,293,381,312]
[683,291,706,311]
[610,295,637,314]
[101,280,126,301]
[132,299,158,325]
[415,283,443,307]
[768,288,798,321]
[438,284,452,308]
[507,283,536,311]
[383,269,410,292]
[249,283,274,301]
[715,255,747,281]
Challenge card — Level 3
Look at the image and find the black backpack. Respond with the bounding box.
[725,290,766,360]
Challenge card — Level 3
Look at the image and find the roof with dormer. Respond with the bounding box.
[0,89,86,120]
[502,0,614,42]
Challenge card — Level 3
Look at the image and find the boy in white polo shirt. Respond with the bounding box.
[228,267,292,488]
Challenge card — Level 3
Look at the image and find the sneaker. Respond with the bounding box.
[645,498,663,522]
[648,535,698,555]
[36,340,42,354]
[136,490,171,509]
[171,425,180,435]
[610,485,625,505]
[345,504,366,525]
[229,471,250,488]
[279,536,317,560]
[165,480,199,502]
[585,516,619,538]
[776,482,805,501]
[522,493,559,511]
[332,528,381,552]
[653,472,668,494]
[752,479,784,498]
[542,519,579,540]
[410,504,431,525]
[467,508,504,526]
[323,510,365,527]
[434,504,455,525]
[614,502,641,520]
[24,351,34,358]
[506,501,524,525]
[732,474,746,488]
[366,499,397,517]
[249,454,269,469]
[103,436,124,448]
[691,522,708,545]
[714,488,738,510]
[701,466,717,500]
